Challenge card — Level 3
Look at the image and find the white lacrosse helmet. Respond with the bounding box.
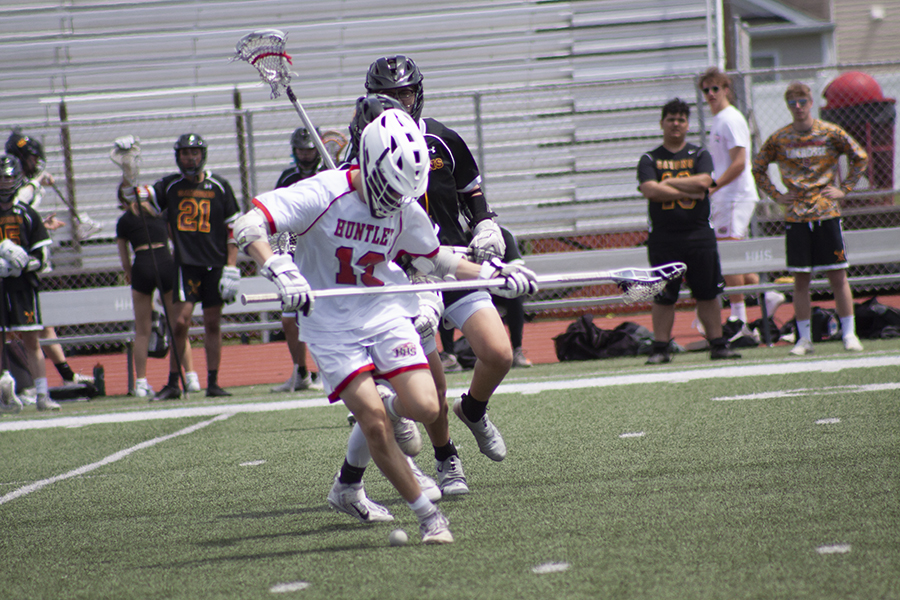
[359,109,429,218]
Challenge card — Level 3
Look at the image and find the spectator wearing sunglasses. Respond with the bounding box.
[752,81,868,356]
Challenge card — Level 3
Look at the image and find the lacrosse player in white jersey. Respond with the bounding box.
[233,110,536,544]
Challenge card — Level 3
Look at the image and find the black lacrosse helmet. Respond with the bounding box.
[5,129,45,177]
[347,94,408,160]
[173,133,207,178]
[365,55,425,121]
[290,126,322,171]
[0,154,25,205]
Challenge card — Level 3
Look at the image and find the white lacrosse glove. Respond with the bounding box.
[261,254,313,315]
[468,219,506,264]
[479,257,539,298]
[0,239,30,273]
[0,258,21,279]
[414,290,444,346]
[218,265,241,304]
[114,135,138,151]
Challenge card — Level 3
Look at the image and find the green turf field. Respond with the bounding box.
[2,340,899,600]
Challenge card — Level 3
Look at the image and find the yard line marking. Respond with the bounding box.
[532,562,570,574]
[0,413,233,505]
[270,581,311,593]
[815,418,841,425]
[817,544,851,554]
[619,431,645,438]
[2,354,897,431]
[240,460,266,466]
[713,382,900,402]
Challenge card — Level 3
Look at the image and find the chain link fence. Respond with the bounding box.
[9,61,900,352]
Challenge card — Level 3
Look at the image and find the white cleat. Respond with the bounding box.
[435,455,469,496]
[184,371,201,393]
[789,338,814,356]
[0,371,23,414]
[407,456,441,502]
[326,475,394,524]
[419,509,454,544]
[378,384,423,457]
[843,334,863,352]
[36,394,61,411]
[133,378,154,398]
[452,398,507,461]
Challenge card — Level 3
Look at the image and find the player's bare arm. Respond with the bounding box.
[710,146,747,192]
[639,180,705,203]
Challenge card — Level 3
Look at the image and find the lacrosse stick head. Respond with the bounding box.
[232,29,294,98]
[617,262,687,304]
[320,130,348,165]
[109,136,141,188]
[0,370,22,414]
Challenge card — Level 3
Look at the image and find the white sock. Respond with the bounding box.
[407,493,436,519]
[35,377,49,396]
[797,319,812,342]
[731,301,747,323]
[840,316,857,338]
[345,422,371,467]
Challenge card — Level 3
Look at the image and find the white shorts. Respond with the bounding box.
[442,290,494,330]
[307,318,428,402]
[712,200,758,239]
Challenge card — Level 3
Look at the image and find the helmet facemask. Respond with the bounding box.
[290,127,321,172]
[365,56,425,121]
[0,155,25,206]
[173,133,207,179]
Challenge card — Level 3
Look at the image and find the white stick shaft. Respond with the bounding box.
[286,87,337,170]
[241,270,620,305]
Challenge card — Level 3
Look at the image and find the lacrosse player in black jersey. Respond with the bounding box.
[0,155,58,412]
[269,127,324,393]
[133,133,241,399]
[364,56,523,490]
[637,98,740,365]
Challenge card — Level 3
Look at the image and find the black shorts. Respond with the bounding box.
[648,238,724,304]
[131,247,176,296]
[175,264,224,308]
[785,218,848,273]
[1,282,42,331]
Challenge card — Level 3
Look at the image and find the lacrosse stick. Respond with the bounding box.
[232,29,337,170]
[320,130,349,165]
[0,278,22,414]
[108,137,189,397]
[47,182,102,241]
[242,262,687,306]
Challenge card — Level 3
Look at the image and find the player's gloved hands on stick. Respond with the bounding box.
[480,257,539,298]
[219,265,241,304]
[261,254,314,315]
[467,219,505,264]
[0,239,30,273]
[0,257,21,278]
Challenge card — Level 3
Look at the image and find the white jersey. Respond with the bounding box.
[252,168,440,342]
[709,105,760,205]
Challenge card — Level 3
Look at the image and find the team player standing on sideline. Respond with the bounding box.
[270,127,325,393]
[698,68,785,328]
[752,82,868,356]
[133,133,241,399]
[364,56,516,487]
[638,98,740,364]
[232,110,537,543]
[0,155,59,412]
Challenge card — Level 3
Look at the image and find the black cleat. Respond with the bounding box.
[152,384,181,402]
[645,351,671,364]
[206,384,232,397]
[709,337,741,360]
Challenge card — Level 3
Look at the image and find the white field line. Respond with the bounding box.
[1,354,898,432]
[0,413,233,505]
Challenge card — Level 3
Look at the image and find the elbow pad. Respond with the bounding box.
[233,208,270,252]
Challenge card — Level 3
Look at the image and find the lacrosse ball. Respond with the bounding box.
[389,528,408,546]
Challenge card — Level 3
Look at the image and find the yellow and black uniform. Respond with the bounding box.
[637,142,724,303]
[0,202,51,330]
[149,172,240,307]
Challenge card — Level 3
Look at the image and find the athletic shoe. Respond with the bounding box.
[710,345,741,360]
[19,387,36,406]
[440,352,462,373]
[347,412,356,427]
[512,347,533,368]
[185,371,201,393]
[764,291,787,316]
[152,384,181,401]
[74,215,102,240]
[206,384,232,397]
[378,384,423,457]
[645,349,671,364]
[790,338,814,356]
[419,509,454,544]
[453,397,507,461]
[326,475,394,524]
[64,372,95,386]
[843,334,864,352]
[36,394,61,411]
[408,456,441,502]
[133,378,154,398]
[271,367,317,393]
[0,372,23,414]
[435,455,469,496]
